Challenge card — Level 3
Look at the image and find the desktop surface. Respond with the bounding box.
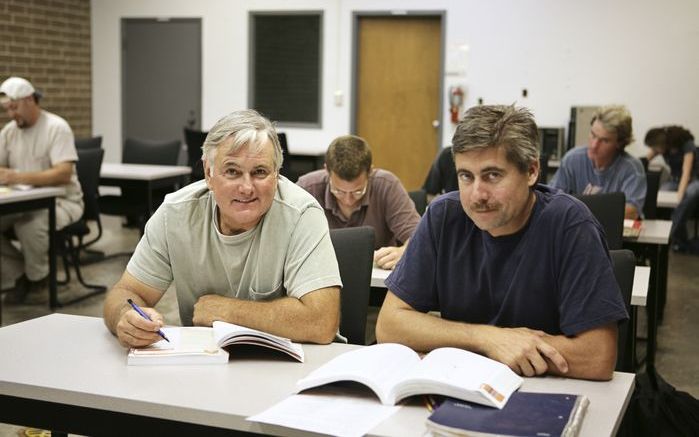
[0,314,634,436]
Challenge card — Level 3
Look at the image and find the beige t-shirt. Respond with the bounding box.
[127,177,343,326]
[0,110,83,207]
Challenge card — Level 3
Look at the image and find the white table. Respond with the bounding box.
[0,187,65,318]
[99,163,191,218]
[373,266,650,307]
[656,190,679,209]
[0,314,634,437]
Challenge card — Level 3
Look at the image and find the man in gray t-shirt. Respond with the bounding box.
[0,76,83,302]
[104,110,342,348]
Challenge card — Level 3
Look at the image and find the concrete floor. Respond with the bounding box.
[1,214,698,436]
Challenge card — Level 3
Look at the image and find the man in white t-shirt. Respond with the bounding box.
[0,77,84,303]
[103,109,342,348]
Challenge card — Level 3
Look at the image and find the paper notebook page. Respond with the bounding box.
[297,343,421,404]
[409,348,522,405]
[131,327,218,355]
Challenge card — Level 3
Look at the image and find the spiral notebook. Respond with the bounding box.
[425,391,589,437]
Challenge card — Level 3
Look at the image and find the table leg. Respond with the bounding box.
[645,245,660,369]
[49,198,58,309]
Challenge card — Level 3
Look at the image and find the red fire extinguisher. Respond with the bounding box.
[449,86,465,124]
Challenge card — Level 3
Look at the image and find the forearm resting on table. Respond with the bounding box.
[2,162,73,186]
[193,287,340,344]
[542,324,618,381]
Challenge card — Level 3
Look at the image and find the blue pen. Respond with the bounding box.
[127,298,170,342]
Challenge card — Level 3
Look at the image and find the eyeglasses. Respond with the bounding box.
[329,182,368,199]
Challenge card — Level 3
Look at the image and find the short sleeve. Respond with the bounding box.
[126,206,174,291]
[555,218,628,335]
[283,205,342,298]
[385,204,440,312]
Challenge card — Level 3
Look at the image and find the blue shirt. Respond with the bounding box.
[385,186,628,336]
[550,147,646,214]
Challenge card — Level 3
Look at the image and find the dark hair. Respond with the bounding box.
[644,125,694,153]
[325,135,372,180]
[452,104,539,173]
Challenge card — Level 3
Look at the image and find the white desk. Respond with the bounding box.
[0,187,65,317]
[373,266,650,307]
[657,190,679,209]
[99,163,192,218]
[100,163,192,181]
[0,314,634,437]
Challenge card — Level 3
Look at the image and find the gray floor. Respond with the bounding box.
[1,215,698,436]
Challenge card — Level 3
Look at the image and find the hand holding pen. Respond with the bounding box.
[127,299,170,342]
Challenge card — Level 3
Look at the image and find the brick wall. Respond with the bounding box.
[0,0,92,138]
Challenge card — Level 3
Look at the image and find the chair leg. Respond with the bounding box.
[56,238,107,307]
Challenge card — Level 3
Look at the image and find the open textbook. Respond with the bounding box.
[127,321,304,365]
[296,343,522,408]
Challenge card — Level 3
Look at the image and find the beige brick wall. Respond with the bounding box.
[0,0,92,138]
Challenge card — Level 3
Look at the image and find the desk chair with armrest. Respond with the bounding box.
[184,127,208,182]
[575,192,625,250]
[330,226,375,345]
[56,147,107,304]
[99,138,181,231]
[609,249,636,372]
[74,136,102,150]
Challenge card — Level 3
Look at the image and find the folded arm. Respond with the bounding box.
[0,161,73,186]
[192,286,340,344]
[377,292,616,380]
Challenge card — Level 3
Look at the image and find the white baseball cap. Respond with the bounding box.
[0,77,39,103]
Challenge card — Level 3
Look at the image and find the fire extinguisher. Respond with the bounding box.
[449,86,465,124]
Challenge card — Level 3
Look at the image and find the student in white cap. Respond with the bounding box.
[0,76,84,304]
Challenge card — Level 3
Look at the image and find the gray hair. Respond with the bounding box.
[451,104,539,173]
[591,105,634,149]
[202,109,282,172]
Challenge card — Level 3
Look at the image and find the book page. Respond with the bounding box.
[130,327,219,356]
[393,347,522,408]
[212,321,304,362]
[296,343,422,405]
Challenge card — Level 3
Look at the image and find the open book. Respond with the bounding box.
[426,392,589,437]
[127,321,304,365]
[296,343,522,408]
[623,218,642,238]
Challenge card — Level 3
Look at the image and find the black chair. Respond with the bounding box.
[408,189,427,215]
[278,132,303,182]
[184,127,208,181]
[643,171,661,220]
[575,192,625,250]
[609,249,635,372]
[56,148,108,304]
[99,138,182,230]
[330,226,375,345]
[75,136,103,150]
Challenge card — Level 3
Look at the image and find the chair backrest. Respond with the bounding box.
[643,170,661,220]
[538,152,549,184]
[609,249,635,372]
[408,189,428,215]
[277,132,297,181]
[575,192,625,250]
[184,127,208,181]
[75,147,105,222]
[122,138,181,166]
[75,136,103,150]
[330,226,375,345]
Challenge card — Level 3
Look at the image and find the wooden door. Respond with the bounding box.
[355,16,442,190]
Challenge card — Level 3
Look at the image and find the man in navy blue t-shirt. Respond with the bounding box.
[377,105,628,381]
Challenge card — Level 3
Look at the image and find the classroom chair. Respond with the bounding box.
[609,249,636,372]
[408,189,427,215]
[184,127,207,181]
[330,226,375,345]
[575,192,625,250]
[74,136,103,150]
